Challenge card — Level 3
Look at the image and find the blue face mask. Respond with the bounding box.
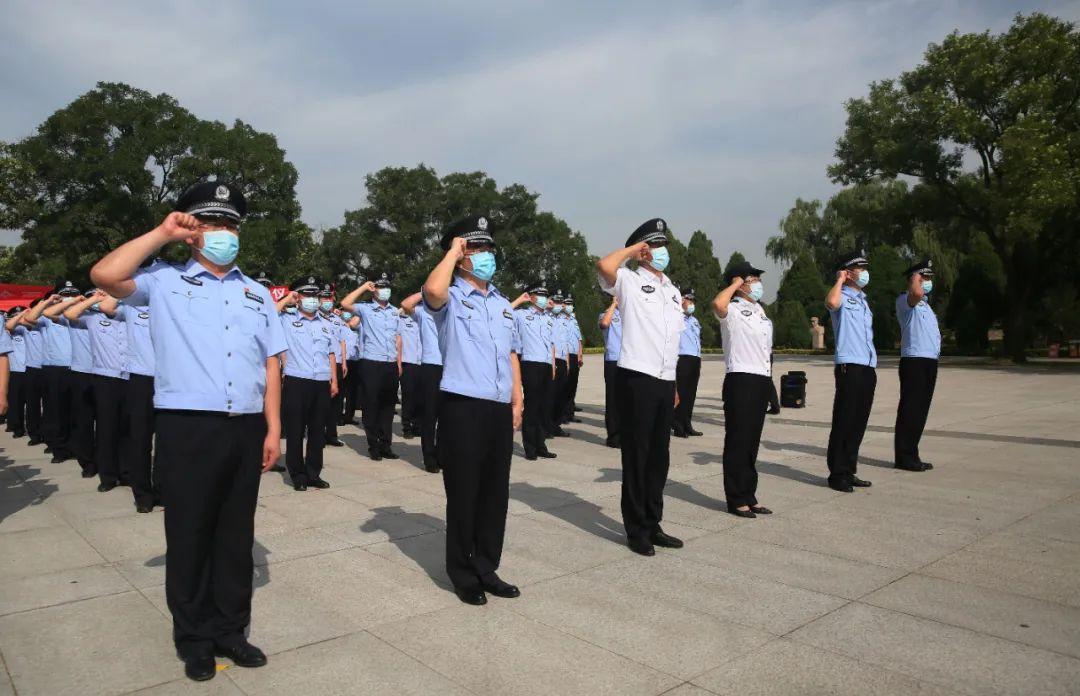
[468,251,497,281]
[552,305,563,315]
[199,230,239,266]
[376,288,391,302]
[684,303,695,315]
[747,281,764,302]
[856,269,870,288]
[535,296,549,309]
[921,279,933,294]
[300,297,319,313]
[649,246,670,272]
[320,300,333,313]
[342,312,353,320]
[285,306,297,314]
[91,302,101,312]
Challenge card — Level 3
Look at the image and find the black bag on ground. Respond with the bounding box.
[780,371,806,408]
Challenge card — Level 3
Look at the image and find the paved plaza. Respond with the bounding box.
[1,355,1078,695]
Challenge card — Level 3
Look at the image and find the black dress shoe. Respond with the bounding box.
[686,428,703,437]
[605,437,620,449]
[325,437,345,447]
[136,504,154,513]
[97,481,117,493]
[749,506,773,515]
[569,417,582,423]
[11,430,25,438]
[293,482,308,492]
[552,429,569,437]
[215,640,267,668]
[380,449,400,459]
[828,481,854,493]
[81,470,97,479]
[369,451,383,461]
[480,574,521,598]
[651,529,683,548]
[895,461,924,472]
[671,429,689,439]
[524,453,538,461]
[919,461,934,470]
[183,654,216,681]
[728,505,757,518]
[309,478,330,489]
[423,457,441,473]
[44,446,53,453]
[628,538,656,556]
[851,476,872,488]
[573,406,582,412]
[27,438,43,446]
[454,587,487,605]
[537,450,557,459]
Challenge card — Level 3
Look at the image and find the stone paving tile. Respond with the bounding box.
[129,676,245,694]
[0,525,105,581]
[0,495,65,533]
[0,564,131,617]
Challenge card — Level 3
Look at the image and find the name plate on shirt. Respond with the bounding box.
[462,300,475,309]
[640,285,656,294]
[181,275,203,286]
[244,290,264,304]
[502,310,513,320]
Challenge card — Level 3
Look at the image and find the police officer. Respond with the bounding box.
[547,290,570,437]
[596,218,685,556]
[713,262,775,517]
[318,284,347,447]
[121,260,160,510]
[65,291,129,493]
[423,214,523,605]
[64,289,98,478]
[92,180,285,682]
[339,307,363,427]
[340,273,400,461]
[276,278,338,491]
[825,249,876,492]
[672,287,703,438]
[400,291,443,473]
[895,258,940,472]
[511,282,557,460]
[3,308,28,437]
[598,296,622,448]
[561,295,583,424]
[17,299,45,446]
[0,317,10,421]
[397,305,422,438]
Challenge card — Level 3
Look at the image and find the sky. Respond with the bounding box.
[2,0,1078,287]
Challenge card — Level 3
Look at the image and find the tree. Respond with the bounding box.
[946,233,1005,354]
[773,301,811,349]
[722,251,747,280]
[679,232,724,347]
[865,244,907,350]
[829,13,1080,361]
[775,253,829,340]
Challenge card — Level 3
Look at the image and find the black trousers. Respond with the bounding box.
[826,363,877,485]
[24,367,44,440]
[283,376,329,484]
[722,372,771,508]
[673,355,702,433]
[360,359,398,453]
[418,363,442,467]
[93,375,127,486]
[6,371,25,434]
[342,359,363,422]
[41,365,73,458]
[400,362,422,432]
[548,359,568,434]
[895,357,938,468]
[439,393,512,590]
[520,360,552,456]
[563,354,580,420]
[324,362,342,439]
[603,360,621,441]
[616,368,676,543]
[158,410,264,658]
[125,374,158,507]
[69,371,97,474]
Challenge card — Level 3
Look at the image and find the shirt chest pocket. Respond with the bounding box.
[454,311,482,343]
[169,290,212,326]
[238,304,267,336]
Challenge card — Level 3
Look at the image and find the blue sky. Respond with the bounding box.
[3,0,1077,284]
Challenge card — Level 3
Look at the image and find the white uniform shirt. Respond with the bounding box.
[598,265,684,381]
[718,297,773,377]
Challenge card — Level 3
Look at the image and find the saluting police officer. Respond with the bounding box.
[16,300,45,445]
[121,258,161,511]
[397,306,423,438]
[3,308,29,437]
[895,258,940,472]
[824,249,876,492]
[561,295,583,424]
[64,289,98,478]
[341,273,401,460]
[400,291,443,473]
[0,318,10,421]
[339,306,363,427]
[423,214,523,605]
[92,180,285,682]
[276,278,339,491]
[713,261,776,517]
[598,296,623,448]
[318,284,347,447]
[672,287,703,438]
[511,282,558,460]
[596,218,685,556]
[547,291,570,437]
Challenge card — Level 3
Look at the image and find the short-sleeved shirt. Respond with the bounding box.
[71,311,128,378]
[65,316,93,374]
[718,297,773,377]
[318,313,344,360]
[33,316,72,367]
[280,313,334,381]
[896,293,941,359]
[6,327,26,372]
[552,314,572,361]
[598,266,685,381]
[352,301,399,362]
[566,316,582,354]
[23,325,43,369]
[514,306,554,364]
[679,315,702,357]
[424,275,516,403]
[414,305,442,366]
[398,314,422,365]
[127,258,287,414]
[123,304,155,377]
[342,323,361,361]
[0,329,11,358]
[599,308,623,362]
[829,285,877,368]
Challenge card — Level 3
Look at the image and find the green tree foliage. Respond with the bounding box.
[774,253,828,341]
[721,251,747,280]
[674,232,724,347]
[865,244,907,350]
[946,233,1005,354]
[772,301,811,349]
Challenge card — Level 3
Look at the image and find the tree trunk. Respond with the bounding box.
[1001,241,1037,363]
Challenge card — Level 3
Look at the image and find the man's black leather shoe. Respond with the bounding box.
[480,574,520,598]
[51,455,72,464]
[215,641,267,668]
[183,654,216,681]
[81,470,97,479]
[605,436,620,449]
[524,453,538,461]
[309,478,330,489]
[44,446,53,453]
[919,461,934,470]
[651,529,683,548]
[136,504,153,513]
[671,429,688,438]
[686,428,703,436]
[369,451,383,461]
[27,438,44,446]
[628,538,655,556]
[97,481,116,493]
[324,437,344,447]
[423,457,440,473]
[380,449,400,459]
[851,476,872,487]
[293,482,308,492]
[895,461,924,472]
[537,450,557,459]
[828,481,854,492]
[454,587,487,605]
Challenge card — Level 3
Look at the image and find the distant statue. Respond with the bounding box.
[810,316,825,350]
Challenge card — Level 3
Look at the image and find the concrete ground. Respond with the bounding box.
[1,355,1079,696]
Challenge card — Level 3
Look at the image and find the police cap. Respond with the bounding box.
[902,258,934,277]
[54,280,81,297]
[175,180,247,223]
[290,276,321,295]
[835,248,869,271]
[440,214,495,250]
[625,218,669,247]
[723,261,765,284]
[373,272,392,289]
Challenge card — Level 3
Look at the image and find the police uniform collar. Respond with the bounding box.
[634,264,670,285]
[186,257,241,279]
[452,274,503,298]
[841,284,863,297]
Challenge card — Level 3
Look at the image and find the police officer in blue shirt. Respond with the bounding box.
[423,214,524,606]
[0,317,10,420]
[3,307,28,437]
[318,284,347,446]
[824,249,877,492]
[276,278,339,491]
[401,291,443,473]
[340,273,401,461]
[510,282,557,460]
[561,295,584,424]
[63,290,98,478]
[92,180,286,682]
[673,287,703,438]
[598,297,623,447]
[121,259,161,509]
[339,306,363,427]
[547,291,571,437]
[397,306,423,438]
[15,300,45,445]
[895,258,941,473]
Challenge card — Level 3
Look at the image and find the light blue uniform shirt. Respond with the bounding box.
[342,323,361,361]
[600,309,622,362]
[123,304,155,377]
[514,307,554,364]
[33,317,72,367]
[75,311,128,379]
[896,293,941,359]
[552,314,571,360]
[566,315,582,355]
[23,325,43,369]
[415,305,442,366]
[830,285,877,368]
[398,314,422,365]
[353,301,399,362]
[65,316,93,374]
[424,275,517,403]
[319,313,344,361]
[128,258,287,414]
[7,327,26,372]
[0,328,11,357]
[679,315,702,357]
[280,313,334,381]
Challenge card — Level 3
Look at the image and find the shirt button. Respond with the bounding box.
[227,352,232,357]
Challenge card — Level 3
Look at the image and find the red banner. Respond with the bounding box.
[0,284,52,311]
[270,285,288,301]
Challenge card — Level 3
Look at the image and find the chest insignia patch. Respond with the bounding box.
[99,320,112,327]
[244,290,264,304]
[502,309,513,320]
[462,300,475,309]
[741,310,753,317]
[641,285,656,294]
[138,312,150,320]
[180,275,203,286]
[526,315,534,321]
[292,321,303,328]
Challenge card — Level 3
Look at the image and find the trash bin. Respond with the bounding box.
[780,371,806,408]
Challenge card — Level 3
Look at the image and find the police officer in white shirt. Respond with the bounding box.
[596,218,685,556]
[713,261,775,518]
